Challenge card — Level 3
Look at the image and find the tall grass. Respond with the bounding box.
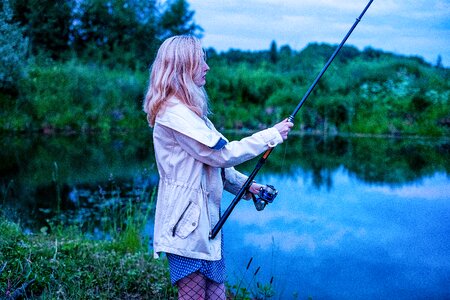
[0,217,176,299]
[0,170,177,299]
[226,256,277,299]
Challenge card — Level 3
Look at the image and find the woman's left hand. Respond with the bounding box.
[248,182,264,195]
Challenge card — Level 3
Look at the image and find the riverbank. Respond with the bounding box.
[0,218,176,299]
[0,217,274,299]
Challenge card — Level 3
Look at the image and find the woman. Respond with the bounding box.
[143,35,293,299]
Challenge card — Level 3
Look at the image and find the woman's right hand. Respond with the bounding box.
[273,118,294,140]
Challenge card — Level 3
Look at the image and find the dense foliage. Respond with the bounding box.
[6,0,201,68]
[0,0,27,92]
[0,0,448,136]
[206,44,449,136]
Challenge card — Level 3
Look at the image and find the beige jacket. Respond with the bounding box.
[152,98,283,260]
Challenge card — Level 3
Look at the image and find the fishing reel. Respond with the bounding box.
[251,184,278,211]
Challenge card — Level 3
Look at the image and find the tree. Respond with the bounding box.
[279,44,292,57]
[10,0,75,59]
[269,40,278,64]
[6,0,202,69]
[71,0,159,68]
[436,55,443,69]
[158,0,203,40]
[0,0,28,91]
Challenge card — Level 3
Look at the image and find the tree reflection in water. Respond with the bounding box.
[1,132,449,298]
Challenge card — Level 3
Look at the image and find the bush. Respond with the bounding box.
[18,61,147,132]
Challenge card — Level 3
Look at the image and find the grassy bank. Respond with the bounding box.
[0,217,279,299]
[0,218,176,299]
[0,176,177,299]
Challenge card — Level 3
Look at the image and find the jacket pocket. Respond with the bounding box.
[172,201,200,239]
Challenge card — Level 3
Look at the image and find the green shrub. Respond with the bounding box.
[17,61,147,132]
[1,44,448,136]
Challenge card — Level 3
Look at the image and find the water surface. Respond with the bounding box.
[222,168,449,299]
[1,132,449,299]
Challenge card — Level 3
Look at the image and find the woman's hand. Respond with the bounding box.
[273,118,294,140]
[244,182,264,200]
[249,182,264,195]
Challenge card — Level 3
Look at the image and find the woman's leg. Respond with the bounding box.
[177,271,206,300]
[205,278,226,300]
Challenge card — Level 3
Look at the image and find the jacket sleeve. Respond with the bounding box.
[221,167,253,199]
[172,126,283,168]
[222,167,246,194]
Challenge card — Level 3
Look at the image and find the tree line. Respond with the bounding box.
[6,0,200,68]
[0,0,448,136]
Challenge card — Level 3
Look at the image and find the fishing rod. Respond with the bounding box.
[210,0,374,239]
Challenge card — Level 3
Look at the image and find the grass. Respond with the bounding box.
[226,257,275,299]
[0,184,178,299]
[0,218,177,299]
[1,199,282,299]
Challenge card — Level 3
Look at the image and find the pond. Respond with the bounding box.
[1,132,449,299]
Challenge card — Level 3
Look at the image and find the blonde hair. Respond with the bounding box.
[143,35,209,127]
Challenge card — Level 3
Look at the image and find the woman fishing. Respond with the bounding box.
[143,35,293,299]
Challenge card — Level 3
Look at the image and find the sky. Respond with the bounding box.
[186,0,450,67]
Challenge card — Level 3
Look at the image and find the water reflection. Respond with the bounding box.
[1,132,449,299]
[223,169,450,299]
[0,132,158,231]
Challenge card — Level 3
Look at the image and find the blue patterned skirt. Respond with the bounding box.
[166,245,226,285]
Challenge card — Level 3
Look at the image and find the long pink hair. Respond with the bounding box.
[143,35,209,127]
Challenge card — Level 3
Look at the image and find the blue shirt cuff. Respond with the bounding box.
[210,137,228,150]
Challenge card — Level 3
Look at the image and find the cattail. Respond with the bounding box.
[246,257,253,270]
[254,266,260,276]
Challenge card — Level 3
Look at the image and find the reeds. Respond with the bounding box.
[228,256,275,299]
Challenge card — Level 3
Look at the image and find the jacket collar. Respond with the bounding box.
[155,98,227,148]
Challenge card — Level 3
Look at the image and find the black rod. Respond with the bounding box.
[210,0,374,239]
[289,0,374,121]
